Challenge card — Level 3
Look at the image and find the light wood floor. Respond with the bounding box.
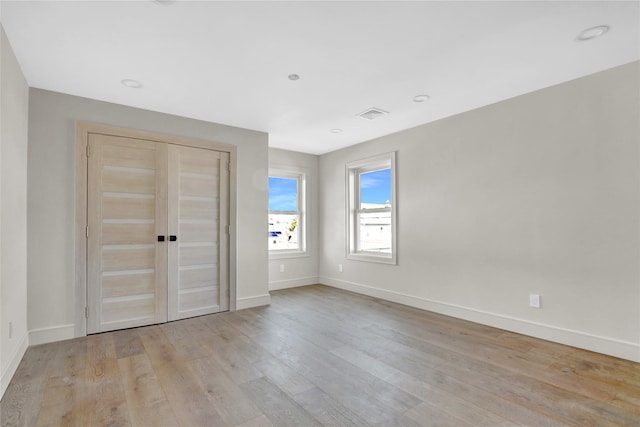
[2,285,639,426]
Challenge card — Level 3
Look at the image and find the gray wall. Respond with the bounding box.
[318,61,640,361]
[27,89,269,338]
[268,147,319,289]
[0,25,29,397]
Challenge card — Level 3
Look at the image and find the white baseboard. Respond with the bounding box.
[269,276,319,291]
[319,276,640,363]
[236,294,271,310]
[1,331,29,399]
[29,324,75,346]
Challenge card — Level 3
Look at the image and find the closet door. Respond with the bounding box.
[167,144,229,320]
[87,134,168,333]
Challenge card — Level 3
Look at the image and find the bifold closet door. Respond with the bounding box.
[167,144,229,320]
[87,134,168,334]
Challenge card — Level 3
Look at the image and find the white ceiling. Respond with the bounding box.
[1,1,638,155]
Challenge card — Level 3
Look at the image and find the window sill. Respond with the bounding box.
[269,250,310,260]
[347,252,396,265]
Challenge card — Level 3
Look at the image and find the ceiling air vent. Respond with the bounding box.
[358,107,389,120]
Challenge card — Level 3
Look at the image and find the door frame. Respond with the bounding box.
[74,121,237,337]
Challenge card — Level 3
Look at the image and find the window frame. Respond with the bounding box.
[346,152,397,264]
[268,167,308,258]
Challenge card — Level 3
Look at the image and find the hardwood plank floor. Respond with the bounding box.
[2,285,639,426]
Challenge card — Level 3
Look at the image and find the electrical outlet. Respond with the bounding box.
[338,264,343,273]
[529,294,541,308]
[279,264,285,273]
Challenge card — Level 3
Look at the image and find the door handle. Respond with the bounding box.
[157,235,166,242]
[169,235,177,242]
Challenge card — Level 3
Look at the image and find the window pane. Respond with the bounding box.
[360,168,391,209]
[269,213,300,250]
[268,177,297,211]
[358,211,391,253]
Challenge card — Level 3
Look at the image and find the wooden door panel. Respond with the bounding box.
[101,272,155,298]
[101,246,156,271]
[177,149,221,175]
[179,266,218,290]
[102,168,156,194]
[101,223,156,245]
[179,289,220,314]
[87,134,168,333]
[168,145,229,320]
[179,223,218,242]
[179,245,217,266]
[102,144,157,169]
[102,297,156,325]
[179,175,219,198]
[179,199,218,220]
[102,197,156,219]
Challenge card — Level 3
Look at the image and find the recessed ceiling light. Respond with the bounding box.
[288,74,300,81]
[121,79,143,89]
[330,128,342,134]
[413,94,431,103]
[577,25,610,41]
[153,0,175,5]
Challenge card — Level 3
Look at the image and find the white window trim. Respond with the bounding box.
[269,166,309,259]
[346,152,397,264]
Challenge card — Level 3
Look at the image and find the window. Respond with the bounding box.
[268,169,306,256]
[347,152,396,264]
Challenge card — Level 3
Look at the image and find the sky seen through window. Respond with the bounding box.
[360,168,391,205]
[268,177,297,211]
